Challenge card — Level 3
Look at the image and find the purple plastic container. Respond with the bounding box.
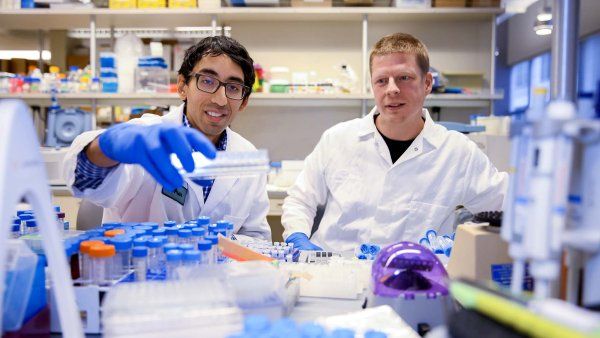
[371,241,449,300]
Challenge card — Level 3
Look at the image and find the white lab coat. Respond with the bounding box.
[63,104,271,241]
[282,107,508,252]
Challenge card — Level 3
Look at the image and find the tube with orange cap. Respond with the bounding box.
[89,244,116,286]
[79,240,105,284]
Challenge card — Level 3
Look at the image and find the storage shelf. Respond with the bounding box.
[0,91,503,108]
[0,7,503,29]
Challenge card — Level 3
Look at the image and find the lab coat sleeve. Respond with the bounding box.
[281,133,330,240]
[461,141,509,213]
[235,173,272,241]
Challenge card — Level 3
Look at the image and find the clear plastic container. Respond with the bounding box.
[3,240,38,332]
[165,227,178,243]
[197,240,212,265]
[208,223,218,236]
[204,234,218,265]
[135,65,169,92]
[110,237,133,277]
[132,246,148,282]
[178,244,194,252]
[56,212,66,231]
[191,227,206,244]
[146,237,163,274]
[89,244,116,286]
[133,237,148,247]
[178,229,193,245]
[163,243,179,254]
[183,250,201,266]
[79,240,105,284]
[24,219,38,234]
[11,219,21,238]
[19,214,34,234]
[166,250,183,280]
[171,150,270,181]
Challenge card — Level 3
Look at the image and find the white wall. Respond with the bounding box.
[229,19,495,160]
[507,0,600,65]
[0,30,45,50]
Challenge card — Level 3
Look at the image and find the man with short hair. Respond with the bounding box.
[282,33,507,251]
[64,36,271,241]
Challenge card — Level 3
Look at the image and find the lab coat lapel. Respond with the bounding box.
[201,128,238,212]
[202,176,238,211]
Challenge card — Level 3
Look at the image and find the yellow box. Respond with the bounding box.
[138,0,166,8]
[109,0,136,8]
[169,0,195,7]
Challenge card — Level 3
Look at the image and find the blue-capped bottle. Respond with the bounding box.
[166,250,183,280]
[146,237,163,274]
[197,240,212,265]
[132,246,148,282]
[183,250,201,266]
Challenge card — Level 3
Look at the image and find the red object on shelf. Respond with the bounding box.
[3,306,51,338]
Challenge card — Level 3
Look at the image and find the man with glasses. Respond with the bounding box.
[63,36,271,241]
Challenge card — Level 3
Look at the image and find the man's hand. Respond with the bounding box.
[285,232,323,251]
[88,122,216,191]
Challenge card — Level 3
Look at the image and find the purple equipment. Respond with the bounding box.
[367,241,450,333]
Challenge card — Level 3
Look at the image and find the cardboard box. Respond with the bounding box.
[469,0,500,7]
[291,0,332,7]
[447,222,512,283]
[433,0,466,7]
[342,0,373,6]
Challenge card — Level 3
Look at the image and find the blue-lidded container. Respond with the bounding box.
[140,222,159,230]
[208,223,218,235]
[110,237,133,274]
[146,237,163,249]
[133,237,149,247]
[244,315,270,333]
[152,228,166,237]
[130,229,147,238]
[183,250,200,265]
[163,243,179,253]
[132,246,148,282]
[178,244,194,251]
[165,249,183,280]
[102,222,121,229]
[136,225,153,235]
[191,227,206,242]
[165,227,178,244]
[196,216,210,227]
[177,229,192,244]
[163,220,176,227]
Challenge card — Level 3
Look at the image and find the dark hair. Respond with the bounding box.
[178,36,255,99]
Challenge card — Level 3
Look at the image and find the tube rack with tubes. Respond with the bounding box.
[242,241,296,261]
[171,149,270,181]
[102,279,244,337]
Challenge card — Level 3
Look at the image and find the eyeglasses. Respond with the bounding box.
[191,73,250,100]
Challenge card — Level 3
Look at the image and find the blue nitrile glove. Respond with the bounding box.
[285,232,322,251]
[98,122,216,191]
